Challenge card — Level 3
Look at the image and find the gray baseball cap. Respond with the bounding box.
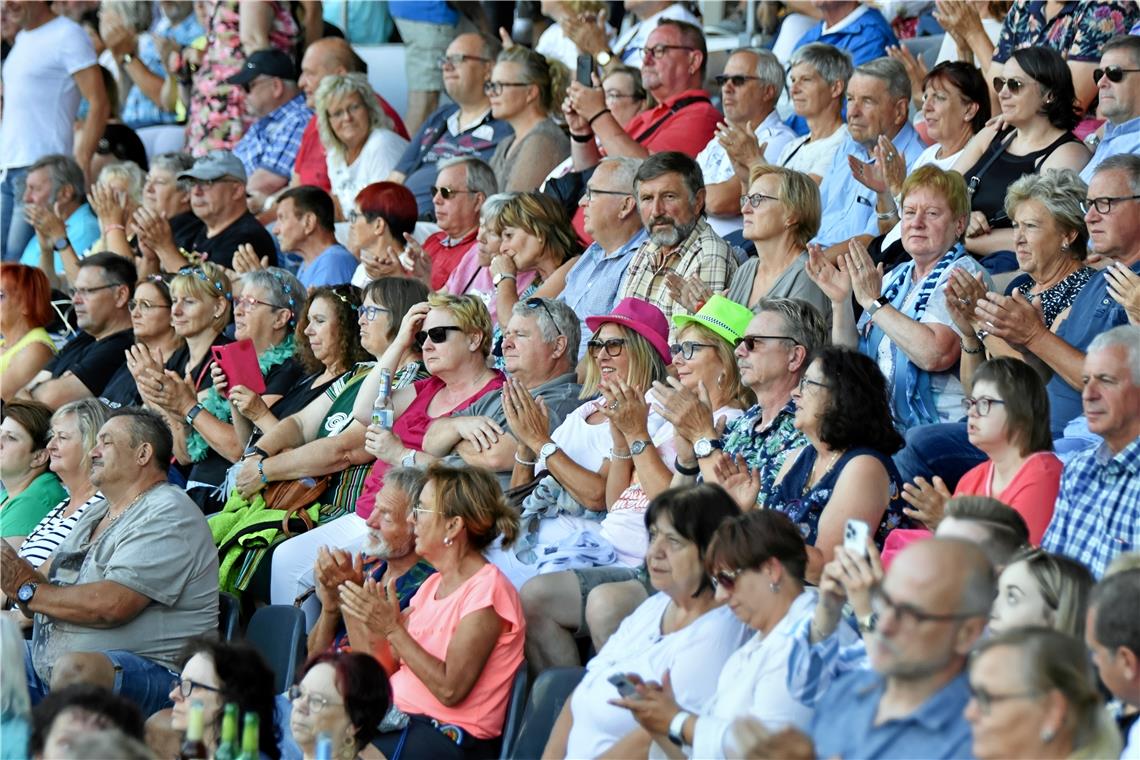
[177,150,247,183]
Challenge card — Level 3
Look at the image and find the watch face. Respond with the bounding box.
[694,439,711,457]
[630,440,648,456]
[17,583,35,602]
[540,443,558,459]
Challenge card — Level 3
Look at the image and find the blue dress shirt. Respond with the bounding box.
[557,228,647,361]
[1080,116,1140,184]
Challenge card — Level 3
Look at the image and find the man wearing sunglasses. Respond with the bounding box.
[1081,36,1140,184]
[422,156,496,290]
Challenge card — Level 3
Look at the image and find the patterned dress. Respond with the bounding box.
[185,1,298,155]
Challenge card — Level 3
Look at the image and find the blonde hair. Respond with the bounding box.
[580,323,668,400]
[96,161,147,204]
[495,47,569,115]
[426,463,520,550]
[746,164,821,247]
[315,73,392,158]
[52,399,109,475]
[426,292,494,358]
[677,322,754,409]
[170,262,232,333]
[901,164,971,219]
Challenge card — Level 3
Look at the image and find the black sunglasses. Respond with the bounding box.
[431,186,475,200]
[992,76,1026,94]
[586,337,626,357]
[415,325,464,348]
[736,334,798,351]
[714,74,760,87]
[1093,65,1140,84]
[524,298,562,336]
[710,568,745,592]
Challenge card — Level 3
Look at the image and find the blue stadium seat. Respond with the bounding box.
[246,605,306,694]
[507,667,585,760]
[218,591,241,641]
[499,663,529,759]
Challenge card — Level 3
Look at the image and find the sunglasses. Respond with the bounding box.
[669,341,715,360]
[587,337,626,357]
[992,77,1026,94]
[714,74,760,87]
[1093,65,1140,84]
[415,325,464,348]
[710,568,745,592]
[524,297,563,336]
[736,334,798,351]
[431,185,474,200]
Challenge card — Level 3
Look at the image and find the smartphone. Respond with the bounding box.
[607,673,638,698]
[576,54,596,86]
[844,519,869,557]
[211,339,266,398]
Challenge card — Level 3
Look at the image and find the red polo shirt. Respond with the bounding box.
[294,92,410,191]
[425,229,479,291]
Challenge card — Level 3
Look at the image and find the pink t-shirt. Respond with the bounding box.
[443,246,538,324]
[391,563,525,738]
[954,452,1062,545]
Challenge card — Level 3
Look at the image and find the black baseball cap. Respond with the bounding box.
[226,49,297,85]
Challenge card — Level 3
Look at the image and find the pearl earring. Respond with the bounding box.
[443,535,453,547]
[1040,727,1055,744]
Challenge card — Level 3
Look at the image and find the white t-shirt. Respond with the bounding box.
[565,593,750,760]
[880,141,964,249]
[0,16,97,169]
[327,128,409,215]
[777,125,849,180]
[1123,715,1139,760]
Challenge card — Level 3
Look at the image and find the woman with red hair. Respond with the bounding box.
[0,264,56,401]
[347,182,425,288]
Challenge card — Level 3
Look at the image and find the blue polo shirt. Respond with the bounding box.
[812,123,926,247]
[296,244,358,289]
[20,203,100,273]
[1080,116,1140,184]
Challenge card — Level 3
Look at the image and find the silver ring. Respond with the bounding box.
[886,154,893,162]
[958,297,971,305]
[158,382,165,392]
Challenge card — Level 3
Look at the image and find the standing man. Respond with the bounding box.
[1,0,108,261]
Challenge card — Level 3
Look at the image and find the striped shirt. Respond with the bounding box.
[18,493,105,568]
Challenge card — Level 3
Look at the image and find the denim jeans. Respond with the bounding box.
[25,643,177,716]
[892,422,986,491]
[1,166,33,262]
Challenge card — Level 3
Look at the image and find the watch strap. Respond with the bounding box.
[674,457,700,476]
[629,439,652,456]
[667,711,690,747]
[184,403,204,426]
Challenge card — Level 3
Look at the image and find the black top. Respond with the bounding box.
[98,333,234,409]
[185,212,278,270]
[171,211,206,251]
[264,371,338,422]
[48,329,135,395]
[964,129,1082,227]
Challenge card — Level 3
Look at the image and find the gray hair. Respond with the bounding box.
[28,154,85,206]
[597,156,643,193]
[1004,169,1089,261]
[788,42,854,89]
[1102,34,1140,68]
[634,151,704,205]
[52,398,110,464]
[854,57,911,103]
[510,297,581,352]
[62,730,156,760]
[97,161,147,205]
[439,156,498,199]
[315,73,392,159]
[735,47,786,100]
[480,192,517,225]
[102,0,153,32]
[1095,153,1140,194]
[239,267,304,327]
[383,466,428,516]
[150,152,195,192]
[1088,325,1140,384]
[753,297,829,356]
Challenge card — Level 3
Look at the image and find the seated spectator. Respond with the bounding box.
[0,264,56,402]
[274,186,357,289]
[16,400,108,569]
[262,277,429,606]
[901,358,1062,544]
[2,408,218,716]
[316,73,409,221]
[294,37,409,195]
[388,33,511,218]
[487,47,570,193]
[791,1,896,74]
[614,509,818,756]
[84,162,147,263]
[966,627,1122,760]
[135,153,201,256]
[288,652,389,760]
[1082,36,1140,183]
[304,467,434,650]
[137,150,278,272]
[338,464,523,759]
[953,47,1090,261]
[696,47,796,239]
[24,253,136,410]
[791,538,993,758]
[0,401,65,544]
[424,156,497,290]
[227,49,313,214]
[542,484,748,758]
[813,165,989,429]
[1042,325,1140,578]
[617,152,738,322]
[676,165,830,317]
[556,157,646,358]
[346,181,421,288]
[937,495,1031,570]
[987,546,1093,637]
[423,298,582,486]
[89,118,150,182]
[28,684,144,760]
[1086,568,1140,759]
[770,43,850,183]
[444,193,538,322]
[19,155,101,286]
[100,274,183,410]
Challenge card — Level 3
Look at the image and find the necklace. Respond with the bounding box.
[803,450,841,495]
[97,482,161,535]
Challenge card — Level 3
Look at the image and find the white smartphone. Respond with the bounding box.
[844,519,869,557]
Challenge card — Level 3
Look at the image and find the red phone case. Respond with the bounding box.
[211,339,266,398]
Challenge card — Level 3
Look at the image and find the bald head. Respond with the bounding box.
[892,537,995,614]
[299,38,366,106]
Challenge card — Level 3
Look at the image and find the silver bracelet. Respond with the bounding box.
[514,451,538,467]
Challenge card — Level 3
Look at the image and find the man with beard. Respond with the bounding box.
[616,151,737,322]
[303,467,435,656]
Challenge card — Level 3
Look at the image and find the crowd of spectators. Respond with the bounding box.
[2,1,1140,759]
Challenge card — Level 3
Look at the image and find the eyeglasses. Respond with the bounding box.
[1080,195,1140,214]
[740,192,780,210]
[411,505,443,520]
[327,101,366,121]
[188,177,237,189]
[710,568,746,592]
[347,209,366,223]
[583,187,632,202]
[524,297,563,336]
[360,304,391,322]
[287,685,343,714]
[587,337,626,357]
[968,685,1040,715]
[736,334,798,351]
[604,89,641,101]
[234,295,287,311]
[639,44,696,61]
[72,282,125,298]
[415,325,464,348]
[870,586,988,626]
[797,376,829,394]
[437,53,490,68]
[714,74,760,87]
[962,396,1005,417]
[992,77,1026,94]
[483,81,531,96]
[129,298,171,312]
[172,678,221,700]
[1093,65,1140,84]
[431,185,475,200]
[670,341,716,360]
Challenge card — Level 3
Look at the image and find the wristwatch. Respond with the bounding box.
[693,437,724,459]
[52,237,71,252]
[539,442,559,461]
[401,450,417,468]
[863,295,890,319]
[120,52,135,67]
[244,445,269,460]
[857,611,879,635]
[492,272,516,288]
[667,711,691,748]
[184,403,204,426]
[17,582,38,606]
[629,439,652,456]
[596,49,613,67]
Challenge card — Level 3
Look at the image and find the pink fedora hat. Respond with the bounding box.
[585,297,672,365]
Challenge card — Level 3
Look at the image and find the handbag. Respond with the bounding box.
[263,475,329,534]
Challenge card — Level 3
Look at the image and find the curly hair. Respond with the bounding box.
[811,346,904,455]
[294,284,368,374]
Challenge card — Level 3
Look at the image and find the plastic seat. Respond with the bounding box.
[218,591,241,641]
[498,663,529,759]
[507,667,585,760]
[245,605,306,694]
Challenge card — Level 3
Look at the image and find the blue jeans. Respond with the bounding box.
[893,422,986,491]
[1,166,33,262]
[25,643,177,716]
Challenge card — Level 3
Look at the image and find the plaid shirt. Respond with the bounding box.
[1042,437,1140,579]
[618,217,737,324]
[233,93,313,179]
[330,558,436,653]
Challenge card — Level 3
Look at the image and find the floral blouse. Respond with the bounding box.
[1009,266,1094,329]
[994,1,1137,64]
[722,401,806,509]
